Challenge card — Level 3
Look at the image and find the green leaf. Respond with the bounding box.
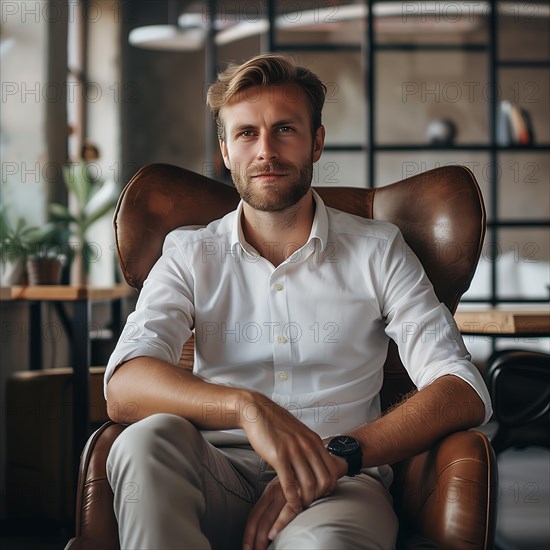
[49,203,77,223]
[63,164,82,206]
[82,199,116,232]
[24,223,58,245]
[63,162,92,211]
[82,240,95,274]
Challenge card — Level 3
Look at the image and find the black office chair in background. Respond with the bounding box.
[486,349,550,454]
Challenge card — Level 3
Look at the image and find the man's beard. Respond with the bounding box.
[231,160,313,212]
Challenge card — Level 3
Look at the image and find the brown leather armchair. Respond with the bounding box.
[66,164,497,549]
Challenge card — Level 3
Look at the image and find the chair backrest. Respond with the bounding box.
[114,164,486,410]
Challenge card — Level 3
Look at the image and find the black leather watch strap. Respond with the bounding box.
[327,435,363,476]
[345,449,363,476]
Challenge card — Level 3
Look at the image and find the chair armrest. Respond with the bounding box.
[392,430,497,550]
[65,422,127,550]
[66,425,497,549]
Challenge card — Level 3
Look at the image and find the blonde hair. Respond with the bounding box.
[207,53,326,140]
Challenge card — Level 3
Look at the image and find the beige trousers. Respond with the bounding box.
[107,413,398,550]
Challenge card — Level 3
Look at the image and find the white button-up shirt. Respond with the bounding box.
[106,191,492,441]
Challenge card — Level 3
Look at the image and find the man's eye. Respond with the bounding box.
[278,126,293,133]
[243,131,258,138]
[236,130,255,138]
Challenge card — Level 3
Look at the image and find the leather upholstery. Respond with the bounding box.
[67,423,125,549]
[66,164,496,549]
[394,430,497,548]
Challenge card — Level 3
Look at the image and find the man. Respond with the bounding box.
[105,54,491,550]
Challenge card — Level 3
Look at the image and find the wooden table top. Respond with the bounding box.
[455,306,550,335]
[0,284,135,302]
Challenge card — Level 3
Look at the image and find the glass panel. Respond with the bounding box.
[299,51,365,147]
[313,151,366,188]
[497,152,550,220]
[377,51,488,145]
[462,254,491,301]
[496,228,550,299]
[498,2,550,62]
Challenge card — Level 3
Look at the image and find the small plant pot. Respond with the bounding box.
[26,257,64,285]
[1,258,25,285]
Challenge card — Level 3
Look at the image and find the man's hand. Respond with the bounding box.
[243,451,347,550]
[243,478,298,550]
[239,391,344,512]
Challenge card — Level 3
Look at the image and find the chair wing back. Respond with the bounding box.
[115,164,485,409]
[115,163,241,290]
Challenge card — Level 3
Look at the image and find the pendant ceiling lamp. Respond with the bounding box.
[129,1,550,51]
[129,0,207,51]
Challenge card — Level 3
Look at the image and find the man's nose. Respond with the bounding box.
[256,133,278,161]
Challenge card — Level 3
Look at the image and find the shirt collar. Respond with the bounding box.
[309,190,329,251]
[230,201,252,256]
[230,189,329,255]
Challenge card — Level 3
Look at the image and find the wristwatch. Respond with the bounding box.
[326,435,363,476]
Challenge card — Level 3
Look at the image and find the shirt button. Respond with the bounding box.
[277,335,287,344]
[273,283,283,291]
[279,372,288,381]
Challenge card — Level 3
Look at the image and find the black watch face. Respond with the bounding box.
[329,436,360,455]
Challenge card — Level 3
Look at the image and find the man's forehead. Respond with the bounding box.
[228,83,303,102]
[222,83,309,121]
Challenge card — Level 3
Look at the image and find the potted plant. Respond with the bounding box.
[24,225,67,285]
[0,207,65,285]
[0,207,32,285]
[49,162,118,285]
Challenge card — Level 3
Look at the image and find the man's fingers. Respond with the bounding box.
[243,480,289,550]
[268,502,301,542]
[285,438,339,505]
[244,444,343,550]
[275,462,303,512]
[243,488,273,550]
[288,453,318,505]
[303,443,339,498]
[280,477,303,512]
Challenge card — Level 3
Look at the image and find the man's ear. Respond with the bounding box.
[219,140,231,170]
[312,125,325,163]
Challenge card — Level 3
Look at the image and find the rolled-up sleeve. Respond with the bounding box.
[381,227,493,424]
[104,231,195,397]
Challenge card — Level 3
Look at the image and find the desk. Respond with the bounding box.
[455,306,550,337]
[1,284,134,480]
